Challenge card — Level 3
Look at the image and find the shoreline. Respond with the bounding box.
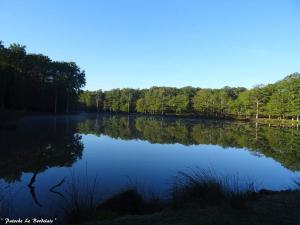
[70,186,300,225]
[82,190,300,225]
[1,110,299,129]
[254,118,300,127]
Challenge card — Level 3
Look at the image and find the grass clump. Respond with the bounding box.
[63,172,100,224]
[63,169,266,224]
[98,189,163,215]
[63,171,164,225]
[171,169,257,209]
[65,188,164,224]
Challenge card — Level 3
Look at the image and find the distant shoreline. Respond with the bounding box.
[1,110,299,130]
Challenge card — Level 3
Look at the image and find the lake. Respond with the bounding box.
[0,113,300,220]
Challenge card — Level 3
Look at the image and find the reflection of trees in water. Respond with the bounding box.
[0,116,84,183]
[0,114,299,207]
[0,116,84,207]
[77,114,300,171]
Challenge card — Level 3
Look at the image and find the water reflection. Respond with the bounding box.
[0,116,84,209]
[0,116,83,182]
[1,113,299,183]
[78,114,300,171]
[0,113,299,217]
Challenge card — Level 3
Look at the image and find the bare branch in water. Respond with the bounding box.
[49,178,66,199]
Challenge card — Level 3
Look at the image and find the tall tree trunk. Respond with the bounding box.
[54,89,58,114]
[256,100,259,120]
[297,115,299,122]
[161,98,164,115]
[255,122,258,140]
[127,94,131,113]
[96,98,99,113]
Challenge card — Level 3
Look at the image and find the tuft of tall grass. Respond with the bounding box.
[171,169,257,209]
[294,177,300,189]
[63,171,100,224]
[63,172,165,224]
[62,168,259,224]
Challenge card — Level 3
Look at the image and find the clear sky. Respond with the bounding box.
[0,0,299,90]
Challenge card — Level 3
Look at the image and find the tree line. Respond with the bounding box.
[0,41,86,113]
[79,73,300,121]
[1,40,298,119]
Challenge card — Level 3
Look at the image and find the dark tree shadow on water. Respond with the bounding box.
[27,170,67,208]
[28,170,43,207]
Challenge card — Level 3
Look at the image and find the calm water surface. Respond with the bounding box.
[0,113,300,219]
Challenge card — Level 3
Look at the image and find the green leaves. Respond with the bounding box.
[0,41,86,112]
[80,73,300,120]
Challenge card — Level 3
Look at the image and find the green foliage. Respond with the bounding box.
[79,90,103,112]
[1,40,299,119]
[193,89,212,114]
[0,41,86,112]
[80,73,300,120]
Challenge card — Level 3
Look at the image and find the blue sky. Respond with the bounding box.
[0,0,299,90]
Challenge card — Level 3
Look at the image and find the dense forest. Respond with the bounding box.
[0,41,86,113]
[79,74,300,121]
[1,41,299,120]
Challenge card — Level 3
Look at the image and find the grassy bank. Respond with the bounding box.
[63,171,300,225]
[82,191,300,225]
